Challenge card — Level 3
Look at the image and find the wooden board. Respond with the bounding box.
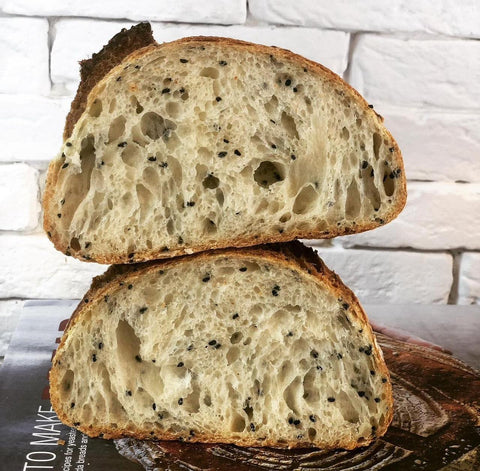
[115,333,480,470]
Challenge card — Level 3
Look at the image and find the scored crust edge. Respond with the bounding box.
[42,23,407,265]
[49,241,394,449]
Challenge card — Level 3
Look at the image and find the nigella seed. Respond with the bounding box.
[370,169,375,177]
[134,65,141,69]
[368,104,374,109]
[370,370,376,375]
[85,242,91,248]
[128,284,133,290]
[74,422,80,426]
[374,397,381,403]
[285,79,291,86]
[126,390,132,396]
[177,362,184,367]
[208,340,217,346]
[148,156,157,162]
[186,201,195,207]
[310,350,319,359]
[189,429,195,436]
[342,303,350,310]
[218,151,227,158]
[293,87,298,92]
[70,402,75,408]
[272,284,280,296]
[362,160,368,169]
[178,236,184,244]
[234,149,241,156]
[223,138,229,143]
[162,88,170,94]
[216,96,222,102]
[316,365,323,371]
[62,163,69,169]
[159,162,168,168]
[288,417,294,424]
[128,253,134,259]
[215,343,222,349]
[178,398,183,405]
[92,354,97,362]
[202,275,211,282]
[98,342,103,349]
[271,144,277,149]
[139,307,148,314]
[232,313,239,319]
[57,213,62,218]
[66,142,72,147]
[291,154,296,160]
[250,423,255,431]
[152,403,156,410]
[327,397,335,402]
[337,353,343,359]
[104,295,109,303]
[180,58,188,63]
[116,76,122,81]
[382,377,387,383]
[364,345,373,355]
[219,60,227,66]
[389,147,395,153]
[239,267,247,272]
[358,391,365,397]
[118,141,127,147]
[187,344,193,351]
[62,152,65,158]
[135,355,142,362]
[293,419,300,425]
[372,426,377,433]
[287,331,293,337]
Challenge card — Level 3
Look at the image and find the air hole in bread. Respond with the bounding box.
[109,98,116,113]
[230,412,246,432]
[281,111,299,139]
[345,179,361,219]
[200,67,219,79]
[108,116,126,142]
[215,189,224,206]
[89,99,102,118]
[293,185,317,215]
[70,237,81,252]
[203,218,217,234]
[254,161,285,188]
[202,174,220,189]
[383,172,395,197]
[121,144,140,167]
[61,369,74,394]
[373,133,382,160]
[141,112,167,140]
[341,126,350,141]
[130,95,144,114]
[264,95,278,115]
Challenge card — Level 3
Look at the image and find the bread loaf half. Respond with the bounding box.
[43,23,406,264]
[50,242,393,449]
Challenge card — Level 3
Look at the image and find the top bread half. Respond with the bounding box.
[43,23,406,264]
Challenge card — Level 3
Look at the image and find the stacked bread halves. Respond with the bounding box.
[44,23,406,450]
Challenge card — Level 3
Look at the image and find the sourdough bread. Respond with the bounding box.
[43,23,406,264]
[50,242,393,449]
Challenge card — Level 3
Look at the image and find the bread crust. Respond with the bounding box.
[43,23,407,265]
[50,241,394,449]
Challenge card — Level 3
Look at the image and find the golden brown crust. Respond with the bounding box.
[43,23,407,264]
[50,241,394,449]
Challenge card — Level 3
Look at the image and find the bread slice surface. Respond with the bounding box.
[50,242,393,449]
[43,23,406,264]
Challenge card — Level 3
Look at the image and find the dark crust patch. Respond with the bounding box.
[63,22,156,140]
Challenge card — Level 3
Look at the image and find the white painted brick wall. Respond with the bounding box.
[51,19,349,92]
[381,107,480,182]
[339,182,480,250]
[458,253,480,305]
[0,234,105,299]
[349,35,480,110]
[249,0,480,38]
[0,17,50,95]
[312,247,452,304]
[0,0,247,24]
[0,95,71,162]
[0,164,40,231]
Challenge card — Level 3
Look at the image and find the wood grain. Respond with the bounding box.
[115,333,480,470]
